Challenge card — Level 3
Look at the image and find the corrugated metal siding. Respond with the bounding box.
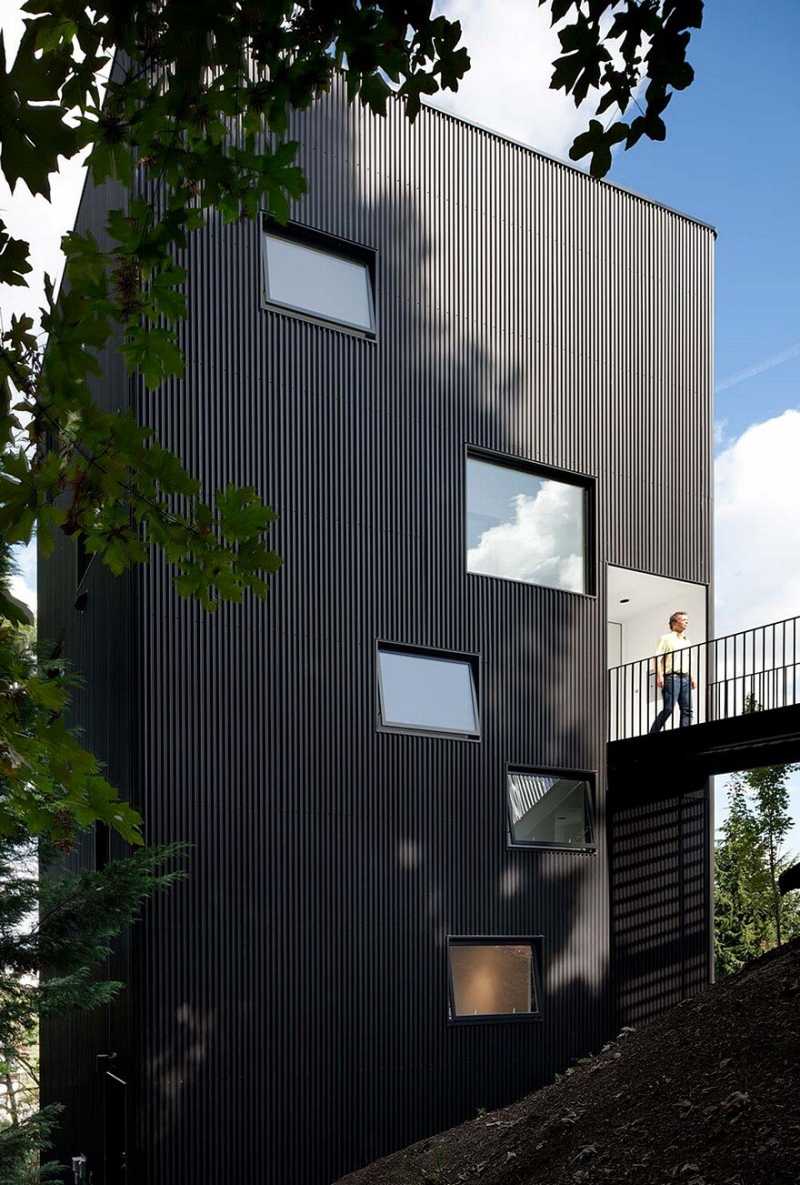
[609,788,710,1029]
[43,79,714,1185]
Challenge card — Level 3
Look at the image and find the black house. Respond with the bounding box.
[40,84,715,1184]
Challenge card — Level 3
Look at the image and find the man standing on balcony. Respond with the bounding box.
[649,611,696,733]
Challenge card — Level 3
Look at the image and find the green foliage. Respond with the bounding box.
[540,0,703,177]
[0,832,186,1181]
[0,1,472,629]
[0,223,31,289]
[715,766,800,978]
[0,544,142,845]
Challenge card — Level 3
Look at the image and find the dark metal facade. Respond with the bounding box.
[38,167,136,1182]
[40,82,714,1185]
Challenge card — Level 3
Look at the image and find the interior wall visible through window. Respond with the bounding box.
[448,939,543,1021]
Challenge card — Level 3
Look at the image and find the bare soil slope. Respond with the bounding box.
[337,940,800,1185]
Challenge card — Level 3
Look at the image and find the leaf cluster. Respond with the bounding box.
[0,543,142,845]
[541,0,703,176]
[0,1,469,620]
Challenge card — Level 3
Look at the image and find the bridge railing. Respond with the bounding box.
[608,616,800,741]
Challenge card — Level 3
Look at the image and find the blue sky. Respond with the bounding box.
[608,0,800,446]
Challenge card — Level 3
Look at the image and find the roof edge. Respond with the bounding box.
[421,98,717,238]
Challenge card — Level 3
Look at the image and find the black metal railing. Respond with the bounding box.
[609,615,800,741]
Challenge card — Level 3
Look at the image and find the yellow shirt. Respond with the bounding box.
[655,631,692,675]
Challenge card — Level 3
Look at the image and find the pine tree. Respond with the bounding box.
[714,766,800,977]
[0,832,185,1182]
[0,512,187,1181]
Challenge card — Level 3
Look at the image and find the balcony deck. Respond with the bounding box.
[608,616,800,796]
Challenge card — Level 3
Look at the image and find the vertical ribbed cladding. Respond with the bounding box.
[609,787,710,1029]
[37,171,136,1178]
[46,81,714,1185]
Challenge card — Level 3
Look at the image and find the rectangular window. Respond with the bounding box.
[262,225,375,333]
[507,768,595,850]
[448,937,543,1022]
[466,450,591,594]
[377,643,479,739]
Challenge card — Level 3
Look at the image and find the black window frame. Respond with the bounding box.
[505,764,597,853]
[464,444,597,598]
[261,217,377,337]
[376,640,481,742]
[446,935,545,1026]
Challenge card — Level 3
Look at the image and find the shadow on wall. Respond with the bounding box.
[135,86,701,1185]
[609,788,709,1029]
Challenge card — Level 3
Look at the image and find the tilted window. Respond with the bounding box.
[466,451,592,594]
[448,938,543,1022]
[506,768,595,850]
[262,225,375,333]
[377,643,479,739]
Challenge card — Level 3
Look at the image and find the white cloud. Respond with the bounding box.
[714,408,800,851]
[714,409,800,637]
[468,481,584,592]
[9,540,36,616]
[431,0,596,160]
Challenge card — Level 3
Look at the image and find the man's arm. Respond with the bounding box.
[654,637,667,687]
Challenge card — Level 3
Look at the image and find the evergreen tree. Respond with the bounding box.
[0,832,184,1182]
[715,766,800,978]
[0,546,185,1180]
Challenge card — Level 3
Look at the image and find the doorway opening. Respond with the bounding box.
[607,565,708,737]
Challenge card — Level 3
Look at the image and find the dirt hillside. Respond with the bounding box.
[337,940,800,1185]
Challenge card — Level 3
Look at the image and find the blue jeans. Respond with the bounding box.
[649,673,693,733]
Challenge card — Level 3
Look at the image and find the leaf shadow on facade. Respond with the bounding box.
[70,83,712,1185]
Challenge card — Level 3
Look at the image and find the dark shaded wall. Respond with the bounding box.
[609,787,711,1029]
[42,82,714,1185]
[37,173,135,1179]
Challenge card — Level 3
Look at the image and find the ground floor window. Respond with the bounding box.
[447,937,543,1022]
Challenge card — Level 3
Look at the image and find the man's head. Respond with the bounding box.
[669,611,688,634]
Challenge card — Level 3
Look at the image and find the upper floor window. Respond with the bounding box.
[262,224,375,333]
[466,450,592,594]
[506,767,595,850]
[377,642,479,739]
[447,937,543,1022]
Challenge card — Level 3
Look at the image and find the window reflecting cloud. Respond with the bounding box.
[467,458,586,593]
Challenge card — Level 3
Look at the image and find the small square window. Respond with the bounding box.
[466,450,592,594]
[447,937,543,1022]
[506,768,595,850]
[377,643,479,739]
[262,225,375,333]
